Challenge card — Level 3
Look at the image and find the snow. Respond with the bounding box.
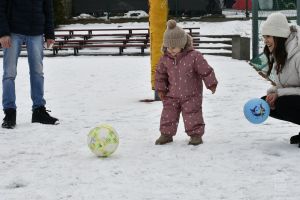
[1,20,300,200]
[72,10,148,20]
[123,10,149,19]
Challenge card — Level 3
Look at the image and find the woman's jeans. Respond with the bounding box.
[262,95,300,125]
[2,33,46,110]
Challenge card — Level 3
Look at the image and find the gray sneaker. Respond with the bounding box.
[188,136,203,145]
[155,134,173,145]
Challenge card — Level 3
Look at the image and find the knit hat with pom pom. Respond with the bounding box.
[261,12,291,38]
[163,20,188,48]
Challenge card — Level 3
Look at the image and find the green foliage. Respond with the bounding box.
[53,0,66,26]
[274,0,296,10]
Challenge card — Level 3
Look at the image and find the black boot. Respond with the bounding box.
[32,106,59,125]
[2,108,16,129]
[290,133,300,144]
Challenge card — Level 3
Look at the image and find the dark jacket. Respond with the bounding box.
[0,0,54,39]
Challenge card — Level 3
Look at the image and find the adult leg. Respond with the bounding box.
[25,35,46,109]
[262,95,300,125]
[2,34,23,110]
[275,95,300,147]
[26,35,58,125]
[262,95,300,146]
[1,34,23,128]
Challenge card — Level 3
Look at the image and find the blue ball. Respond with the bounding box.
[243,98,270,124]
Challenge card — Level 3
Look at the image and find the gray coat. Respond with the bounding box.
[267,26,300,96]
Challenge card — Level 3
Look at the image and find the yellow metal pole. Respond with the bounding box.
[149,0,168,93]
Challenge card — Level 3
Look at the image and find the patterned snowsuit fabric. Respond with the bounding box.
[155,48,218,136]
[160,95,204,136]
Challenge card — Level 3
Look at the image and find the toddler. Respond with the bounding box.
[155,20,218,145]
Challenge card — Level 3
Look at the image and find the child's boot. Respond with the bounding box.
[188,136,203,145]
[155,134,173,145]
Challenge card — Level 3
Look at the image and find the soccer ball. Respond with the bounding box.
[243,98,270,124]
[87,124,119,157]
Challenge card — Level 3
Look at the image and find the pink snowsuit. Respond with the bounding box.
[155,47,218,137]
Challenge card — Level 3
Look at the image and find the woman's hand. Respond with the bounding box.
[266,93,278,109]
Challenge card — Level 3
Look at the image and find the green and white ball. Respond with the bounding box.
[87,124,119,157]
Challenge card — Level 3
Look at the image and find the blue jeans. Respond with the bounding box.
[2,33,46,110]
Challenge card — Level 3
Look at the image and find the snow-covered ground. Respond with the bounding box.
[1,20,300,200]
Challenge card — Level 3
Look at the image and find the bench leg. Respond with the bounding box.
[74,48,79,55]
[53,48,58,55]
[119,47,124,55]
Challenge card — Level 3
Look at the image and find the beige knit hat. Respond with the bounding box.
[261,12,291,38]
[163,20,188,48]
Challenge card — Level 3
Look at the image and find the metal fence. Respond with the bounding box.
[252,0,300,58]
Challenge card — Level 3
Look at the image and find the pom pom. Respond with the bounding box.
[167,20,177,29]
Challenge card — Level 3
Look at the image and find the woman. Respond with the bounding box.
[261,12,300,147]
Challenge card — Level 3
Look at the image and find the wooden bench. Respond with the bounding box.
[54,32,199,41]
[4,28,235,56]
[55,33,151,41]
[55,37,200,47]
[50,27,200,55]
[52,43,150,55]
[55,28,150,36]
[54,27,199,40]
[55,38,149,46]
[54,27,199,35]
[193,34,240,57]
